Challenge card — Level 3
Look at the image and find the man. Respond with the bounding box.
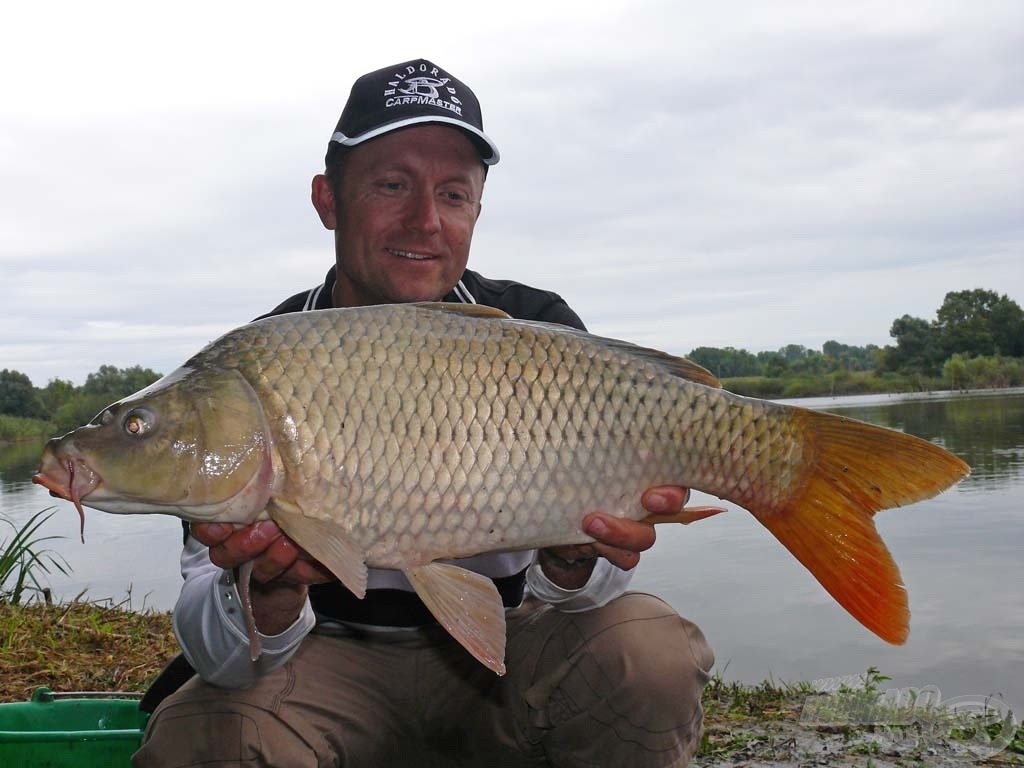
[135,59,714,767]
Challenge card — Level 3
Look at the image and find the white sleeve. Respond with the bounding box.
[172,536,316,688]
[525,554,635,612]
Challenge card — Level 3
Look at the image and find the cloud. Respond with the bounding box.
[2,0,1022,386]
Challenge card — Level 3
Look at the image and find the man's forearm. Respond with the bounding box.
[251,581,310,635]
[175,538,315,687]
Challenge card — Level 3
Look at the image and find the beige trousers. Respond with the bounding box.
[134,593,713,768]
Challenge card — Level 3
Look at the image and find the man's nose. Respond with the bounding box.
[403,189,442,235]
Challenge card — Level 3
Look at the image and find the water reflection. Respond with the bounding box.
[821,392,1024,492]
[0,439,48,514]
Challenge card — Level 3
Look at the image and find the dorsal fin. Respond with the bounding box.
[408,303,721,388]
[527,323,721,388]
[411,302,512,320]
[609,342,722,388]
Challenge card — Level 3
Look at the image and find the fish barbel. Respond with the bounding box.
[33,303,969,674]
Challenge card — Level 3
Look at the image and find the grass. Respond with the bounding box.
[0,509,71,606]
[0,414,56,442]
[0,596,176,702]
[0,508,177,702]
[696,666,1023,765]
[721,371,948,399]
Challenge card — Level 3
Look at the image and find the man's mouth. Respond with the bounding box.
[387,248,437,261]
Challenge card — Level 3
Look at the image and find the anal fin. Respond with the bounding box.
[642,505,726,526]
[406,563,508,675]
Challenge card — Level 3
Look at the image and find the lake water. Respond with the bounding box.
[2,389,1021,715]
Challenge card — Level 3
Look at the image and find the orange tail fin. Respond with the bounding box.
[747,409,969,645]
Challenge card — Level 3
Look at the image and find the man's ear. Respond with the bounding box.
[311,174,337,230]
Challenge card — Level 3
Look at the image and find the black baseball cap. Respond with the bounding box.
[326,59,500,168]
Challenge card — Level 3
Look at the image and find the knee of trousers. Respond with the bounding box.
[132,679,320,768]
[521,593,715,733]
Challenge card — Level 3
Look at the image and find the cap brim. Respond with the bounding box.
[332,115,500,165]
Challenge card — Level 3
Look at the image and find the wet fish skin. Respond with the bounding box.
[34,303,970,673]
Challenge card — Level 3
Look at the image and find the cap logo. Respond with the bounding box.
[383,63,463,116]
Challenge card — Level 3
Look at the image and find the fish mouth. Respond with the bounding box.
[386,247,438,261]
[32,445,102,543]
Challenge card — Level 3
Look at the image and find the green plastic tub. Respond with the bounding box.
[0,687,148,767]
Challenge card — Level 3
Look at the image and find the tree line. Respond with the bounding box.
[0,365,161,437]
[675,289,1024,395]
[1,289,1021,439]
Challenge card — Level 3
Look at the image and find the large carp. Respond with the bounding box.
[34,303,969,674]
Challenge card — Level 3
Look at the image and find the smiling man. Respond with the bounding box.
[135,59,714,768]
[318,124,483,307]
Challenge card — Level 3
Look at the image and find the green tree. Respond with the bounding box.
[49,365,161,433]
[687,347,760,378]
[989,295,1024,357]
[38,378,76,415]
[943,353,970,391]
[822,340,845,360]
[884,314,942,374]
[935,289,995,357]
[82,365,161,398]
[790,352,829,375]
[934,289,1024,358]
[756,351,788,377]
[0,369,43,418]
[52,393,117,433]
[778,344,811,363]
[821,341,880,372]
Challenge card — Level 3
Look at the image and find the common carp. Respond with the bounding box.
[34,303,969,674]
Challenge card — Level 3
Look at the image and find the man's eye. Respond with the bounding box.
[439,189,471,206]
[375,180,407,195]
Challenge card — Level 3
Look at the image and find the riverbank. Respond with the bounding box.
[0,600,1019,765]
[0,415,56,443]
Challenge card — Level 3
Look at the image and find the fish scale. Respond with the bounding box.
[195,306,789,566]
[34,302,969,673]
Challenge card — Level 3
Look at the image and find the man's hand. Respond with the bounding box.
[191,521,334,635]
[539,486,701,590]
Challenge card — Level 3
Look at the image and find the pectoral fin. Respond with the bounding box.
[271,507,368,599]
[406,563,508,675]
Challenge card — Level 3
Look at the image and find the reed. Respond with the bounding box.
[0,509,70,606]
[0,414,56,442]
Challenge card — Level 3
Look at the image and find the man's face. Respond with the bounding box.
[312,124,485,307]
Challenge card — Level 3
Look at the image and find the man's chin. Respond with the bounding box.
[386,281,454,306]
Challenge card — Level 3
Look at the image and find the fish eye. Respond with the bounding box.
[123,408,155,437]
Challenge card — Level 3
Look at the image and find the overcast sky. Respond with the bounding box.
[2,0,1021,386]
